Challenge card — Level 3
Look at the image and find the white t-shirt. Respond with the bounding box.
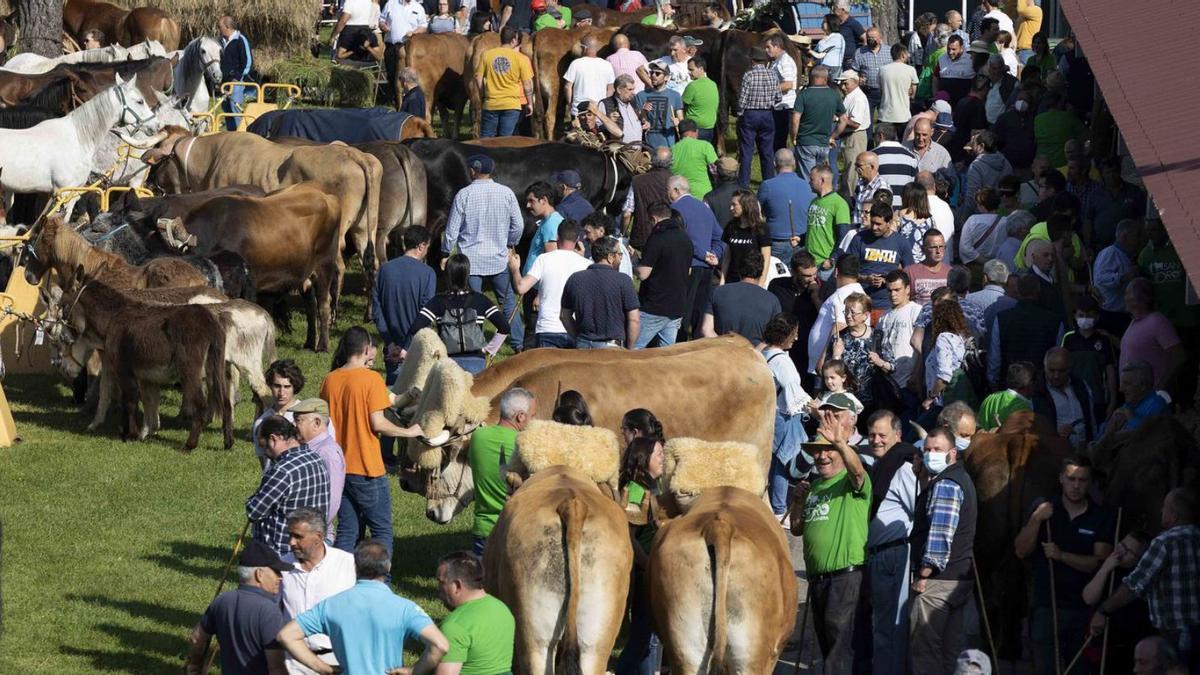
[877,300,922,387]
[958,212,1008,263]
[653,56,691,95]
[380,0,427,44]
[341,0,375,26]
[877,61,919,123]
[807,281,866,374]
[927,194,956,262]
[563,56,615,111]
[528,249,591,334]
[843,86,870,131]
[984,8,1015,36]
[773,52,798,110]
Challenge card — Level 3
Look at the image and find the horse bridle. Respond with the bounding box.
[114,82,154,133]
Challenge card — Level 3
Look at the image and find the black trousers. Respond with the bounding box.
[382,42,403,107]
[680,266,713,341]
[810,569,861,675]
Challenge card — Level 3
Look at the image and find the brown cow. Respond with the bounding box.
[649,486,797,675]
[530,26,617,139]
[571,4,654,27]
[402,32,470,138]
[64,0,181,51]
[483,465,632,675]
[143,130,383,327]
[403,336,776,521]
[58,281,232,450]
[461,136,546,148]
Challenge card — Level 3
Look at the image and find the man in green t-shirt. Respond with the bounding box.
[977,361,1035,429]
[791,403,870,673]
[468,387,537,555]
[1034,93,1085,168]
[682,55,719,146]
[671,118,718,198]
[805,164,851,268]
[532,0,571,31]
[437,552,516,675]
[790,66,847,180]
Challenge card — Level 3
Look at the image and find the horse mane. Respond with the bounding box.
[22,75,76,112]
[66,57,165,77]
[43,217,137,286]
[0,104,60,129]
[67,78,124,149]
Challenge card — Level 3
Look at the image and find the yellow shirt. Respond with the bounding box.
[1014,0,1042,50]
[476,46,533,111]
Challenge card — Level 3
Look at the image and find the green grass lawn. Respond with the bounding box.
[0,277,474,673]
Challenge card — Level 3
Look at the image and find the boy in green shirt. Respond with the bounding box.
[682,56,719,144]
[437,553,516,675]
[467,388,537,555]
[671,119,718,197]
[805,165,851,266]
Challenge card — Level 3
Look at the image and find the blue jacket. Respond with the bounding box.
[220,31,253,83]
[673,194,725,268]
[373,256,437,348]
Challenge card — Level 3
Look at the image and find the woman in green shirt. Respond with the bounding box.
[1024,33,1058,83]
[614,435,665,675]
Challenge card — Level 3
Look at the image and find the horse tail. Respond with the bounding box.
[702,514,734,673]
[554,494,588,675]
[203,311,233,448]
[158,17,181,52]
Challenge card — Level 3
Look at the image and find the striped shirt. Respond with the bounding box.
[852,46,891,90]
[247,445,331,556]
[874,141,919,207]
[921,477,964,571]
[738,64,780,112]
[443,178,524,276]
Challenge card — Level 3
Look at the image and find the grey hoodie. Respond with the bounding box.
[960,152,1013,220]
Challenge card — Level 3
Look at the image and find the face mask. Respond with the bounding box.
[924,451,949,474]
[1014,99,1029,113]
[1076,316,1096,331]
[867,38,879,49]
[955,436,971,452]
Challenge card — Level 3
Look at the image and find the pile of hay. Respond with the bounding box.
[115,0,319,64]
[268,55,375,108]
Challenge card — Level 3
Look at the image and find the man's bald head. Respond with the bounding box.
[856,151,879,181]
[915,170,936,193]
[858,151,878,168]
[651,145,672,168]
[1044,346,1071,389]
[612,34,629,49]
[914,118,933,134]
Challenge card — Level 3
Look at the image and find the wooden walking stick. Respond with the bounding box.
[791,583,813,675]
[200,520,251,673]
[971,557,1001,675]
[1099,507,1123,674]
[1063,633,1095,674]
[1047,521,1062,675]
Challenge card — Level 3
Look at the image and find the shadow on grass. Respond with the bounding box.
[390,528,474,600]
[144,540,238,583]
[61,595,195,672]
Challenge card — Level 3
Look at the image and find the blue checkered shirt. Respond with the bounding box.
[921,478,964,571]
[1125,524,1200,630]
[852,46,891,90]
[853,173,888,227]
[247,444,331,556]
[738,64,780,112]
[443,178,524,276]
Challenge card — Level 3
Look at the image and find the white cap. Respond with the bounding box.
[835,69,860,81]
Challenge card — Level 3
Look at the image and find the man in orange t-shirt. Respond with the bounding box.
[320,327,423,558]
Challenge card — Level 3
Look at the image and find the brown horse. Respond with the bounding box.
[0,66,93,109]
[25,216,209,290]
[63,0,181,51]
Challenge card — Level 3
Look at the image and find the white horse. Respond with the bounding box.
[2,40,168,75]
[0,74,163,211]
[171,37,222,115]
[90,96,196,188]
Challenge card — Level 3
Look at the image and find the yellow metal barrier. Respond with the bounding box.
[215,82,302,132]
[0,225,48,446]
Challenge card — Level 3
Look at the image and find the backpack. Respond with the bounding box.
[438,304,485,355]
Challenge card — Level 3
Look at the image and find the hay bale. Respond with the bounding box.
[403,359,490,470]
[662,437,764,509]
[506,420,620,493]
[115,0,319,64]
[268,55,375,108]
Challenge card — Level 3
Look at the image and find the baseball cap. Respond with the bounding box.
[240,538,294,574]
[467,154,494,174]
[552,169,583,189]
[935,111,954,130]
[647,61,668,74]
[834,68,860,82]
[967,39,991,54]
[932,99,951,115]
[715,156,738,174]
[575,100,592,114]
[819,392,864,415]
[290,398,329,416]
[954,649,992,675]
[682,35,704,47]
[531,0,546,10]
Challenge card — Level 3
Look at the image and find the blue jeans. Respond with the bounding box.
[614,569,661,675]
[768,455,791,515]
[450,354,486,374]
[480,108,520,137]
[737,109,775,187]
[770,239,799,266]
[536,332,575,349]
[634,312,680,349]
[223,84,246,131]
[868,542,911,675]
[644,130,676,149]
[697,126,716,150]
[576,337,619,349]
[334,474,394,558]
[469,271,522,351]
[795,144,829,180]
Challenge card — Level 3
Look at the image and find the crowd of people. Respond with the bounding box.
[184,0,1200,673]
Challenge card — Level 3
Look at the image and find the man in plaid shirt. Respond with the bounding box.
[735,46,779,188]
[248,415,332,556]
[851,151,887,228]
[852,26,890,115]
[1092,487,1200,670]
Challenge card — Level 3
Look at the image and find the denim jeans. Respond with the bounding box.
[770,239,800,266]
[796,144,829,180]
[768,455,790,514]
[451,354,486,374]
[634,312,680,349]
[223,85,246,131]
[535,332,575,348]
[772,109,792,151]
[334,474,393,558]
[1031,606,1090,675]
[644,130,676,149]
[614,569,661,675]
[469,270,522,351]
[737,109,776,187]
[697,126,716,150]
[681,266,713,341]
[576,337,619,349]
[480,108,520,137]
[868,542,911,675]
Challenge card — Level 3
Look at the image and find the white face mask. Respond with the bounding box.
[955,436,971,452]
[1014,99,1029,113]
[1076,316,1096,331]
[924,450,950,474]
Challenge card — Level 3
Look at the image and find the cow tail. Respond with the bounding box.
[555,495,588,675]
[204,320,232,448]
[703,515,734,673]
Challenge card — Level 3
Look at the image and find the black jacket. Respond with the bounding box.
[1032,377,1098,443]
[220,32,253,83]
[995,299,1063,383]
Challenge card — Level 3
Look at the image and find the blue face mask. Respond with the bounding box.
[924,451,949,474]
[956,436,971,453]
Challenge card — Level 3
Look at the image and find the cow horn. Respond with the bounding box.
[114,129,169,150]
[908,421,929,440]
[420,430,452,447]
